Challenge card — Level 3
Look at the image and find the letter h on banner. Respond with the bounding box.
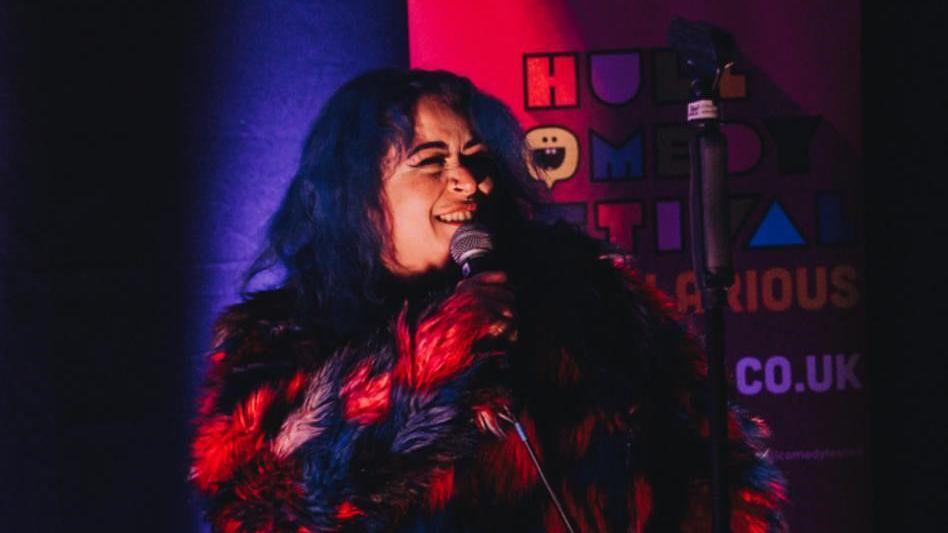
[523,53,579,109]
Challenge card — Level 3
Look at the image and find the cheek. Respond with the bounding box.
[389,187,445,247]
[381,174,458,272]
[478,177,495,196]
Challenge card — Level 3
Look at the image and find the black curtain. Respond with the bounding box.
[864,2,948,531]
[2,3,198,530]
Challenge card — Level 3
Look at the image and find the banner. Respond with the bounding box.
[410,1,867,530]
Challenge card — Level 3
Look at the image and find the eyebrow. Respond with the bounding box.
[406,141,446,157]
[406,139,484,158]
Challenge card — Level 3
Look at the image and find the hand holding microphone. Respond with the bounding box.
[449,223,516,342]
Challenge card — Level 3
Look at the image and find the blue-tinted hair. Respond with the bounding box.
[245,69,542,343]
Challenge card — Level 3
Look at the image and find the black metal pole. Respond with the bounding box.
[689,109,733,533]
[704,287,731,533]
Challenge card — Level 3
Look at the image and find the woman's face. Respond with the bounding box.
[379,96,495,276]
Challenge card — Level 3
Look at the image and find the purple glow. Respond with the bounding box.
[185,2,408,530]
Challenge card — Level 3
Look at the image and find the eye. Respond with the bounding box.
[409,155,446,169]
[419,156,445,166]
[459,152,496,181]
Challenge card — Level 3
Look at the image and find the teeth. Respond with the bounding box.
[436,211,474,223]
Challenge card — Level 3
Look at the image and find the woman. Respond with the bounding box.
[190,69,786,532]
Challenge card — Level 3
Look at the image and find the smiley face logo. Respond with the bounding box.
[525,126,579,189]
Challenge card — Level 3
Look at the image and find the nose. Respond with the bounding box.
[447,165,478,196]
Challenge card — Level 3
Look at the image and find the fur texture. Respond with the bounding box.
[191,222,786,532]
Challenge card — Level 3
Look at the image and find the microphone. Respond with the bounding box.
[449,222,495,278]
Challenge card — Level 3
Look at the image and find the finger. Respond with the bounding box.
[475,292,515,314]
[487,321,511,338]
[485,320,518,342]
[468,283,513,300]
[456,282,515,307]
[467,271,507,285]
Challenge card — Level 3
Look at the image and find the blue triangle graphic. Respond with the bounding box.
[749,201,805,247]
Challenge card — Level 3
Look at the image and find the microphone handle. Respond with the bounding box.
[460,252,497,278]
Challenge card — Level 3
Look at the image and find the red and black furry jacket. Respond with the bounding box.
[190,222,787,532]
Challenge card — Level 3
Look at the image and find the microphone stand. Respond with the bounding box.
[691,89,733,533]
[669,18,737,533]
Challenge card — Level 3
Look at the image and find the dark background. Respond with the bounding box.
[863,2,948,530]
[0,2,943,530]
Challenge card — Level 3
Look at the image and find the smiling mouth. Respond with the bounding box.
[434,210,475,223]
[532,147,566,170]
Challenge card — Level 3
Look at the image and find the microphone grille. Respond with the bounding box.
[449,223,493,266]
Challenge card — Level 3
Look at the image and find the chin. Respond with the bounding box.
[393,248,453,278]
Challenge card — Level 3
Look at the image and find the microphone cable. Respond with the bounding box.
[497,406,576,533]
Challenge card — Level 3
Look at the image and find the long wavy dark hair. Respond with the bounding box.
[245,69,542,343]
